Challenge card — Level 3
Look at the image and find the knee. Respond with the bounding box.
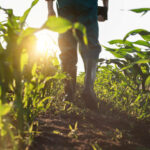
[60,50,78,67]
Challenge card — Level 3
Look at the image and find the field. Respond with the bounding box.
[0,1,150,150]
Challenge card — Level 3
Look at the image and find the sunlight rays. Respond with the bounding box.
[36,29,58,56]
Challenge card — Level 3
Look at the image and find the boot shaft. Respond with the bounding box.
[62,64,77,101]
[84,59,97,90]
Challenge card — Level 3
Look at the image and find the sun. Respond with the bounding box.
[36,29,58,56]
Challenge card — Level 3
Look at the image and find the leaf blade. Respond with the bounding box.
[43,16,72,33]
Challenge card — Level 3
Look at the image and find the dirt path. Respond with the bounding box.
[29,101,150,150]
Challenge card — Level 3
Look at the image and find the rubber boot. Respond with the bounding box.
[62,64,77,102]
[82,59,99,110]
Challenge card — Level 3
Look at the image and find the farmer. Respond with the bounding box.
[46,0,109,110]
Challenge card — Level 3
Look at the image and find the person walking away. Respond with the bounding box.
[46,0,109,110]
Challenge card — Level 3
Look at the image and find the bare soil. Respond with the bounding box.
[29,100,150,150]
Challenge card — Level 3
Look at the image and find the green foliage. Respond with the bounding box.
[102,27,150,91]
[73,22,88,45]
[43,16,72,33]
[0,0,88,148]
[91,143,102,150]
[43,16,88,45]
[123,29,150,41]
[0,101,12,137]
[97,8,150,119]
[94,65,150,119]
[1,1,150,149]
[130,8,150,15]
[20,0,39,28]
[68,121,78,139]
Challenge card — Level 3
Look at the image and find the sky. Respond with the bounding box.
[0,0,150,72]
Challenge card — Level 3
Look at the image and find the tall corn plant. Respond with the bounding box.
[0,0,41,149]
[0,0,39,146]
[0,1,88,149]
[101,8,150,92]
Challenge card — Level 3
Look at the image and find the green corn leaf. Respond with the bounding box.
[123,29,150,41]
[133,40,150,48]
[18,27,39,44]
[103,46,124,58]
[0,23,6,33]
[20,0,39,28]
[103,45,116,52]
[109,39,142,52]
[106,59,126,68]
[0,103,11,116]
[135,59,150,64]
[134,94,142,103]
[109,39,124,45]
[21,53,28,72]
[69,124,72,130]
[122,64,134,70]
[0,7,13,16]
[111,52,124,58]
[119,48,135,53]
[0,8,20,29]
[137,52,148,58]
[142,34,150,41]
[130,8,150,15]
[122,59,150,70]
[74,122,78,130]
[73,22,88,45]
[6,9,13,16]
[145,76,150,87]
[38,97,51,108]
[109,39,133,47]
[91,145,97,150]
[43,16,72,33]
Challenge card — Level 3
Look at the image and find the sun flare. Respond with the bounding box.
[36,30,58,56]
